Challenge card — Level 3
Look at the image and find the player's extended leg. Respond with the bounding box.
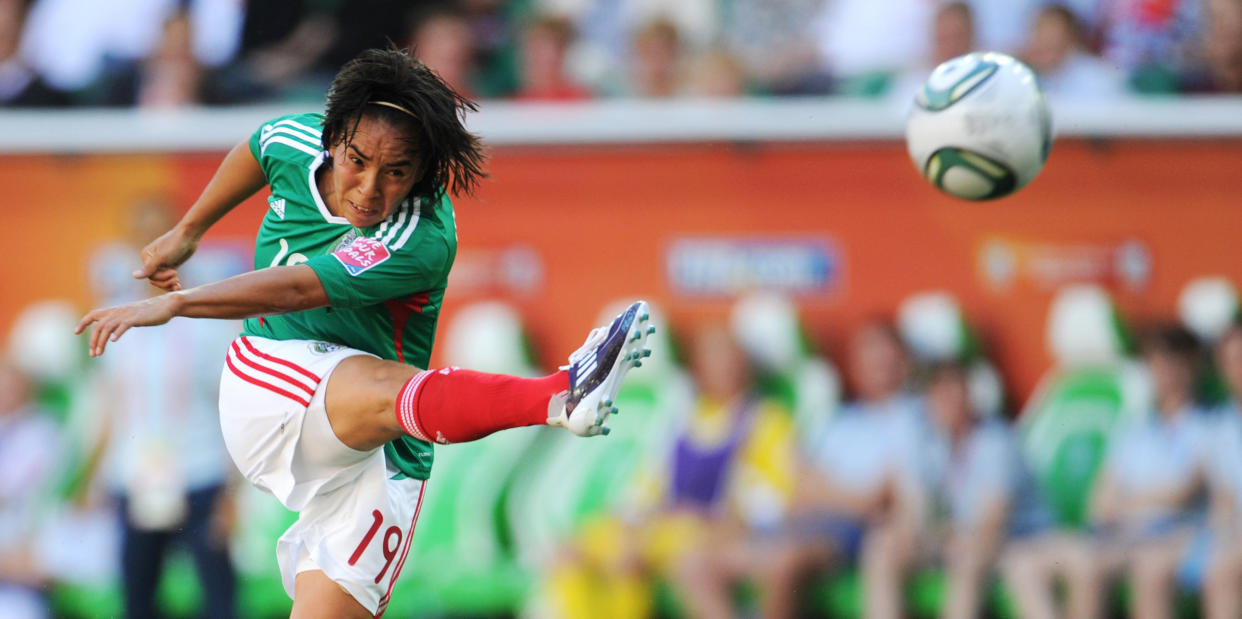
[321,300,654,451]
[229,301,652,618]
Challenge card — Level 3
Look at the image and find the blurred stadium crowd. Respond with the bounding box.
[0,0,1240,109]
[2,201,1242,618]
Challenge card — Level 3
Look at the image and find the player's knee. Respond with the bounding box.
[324,356,419,449]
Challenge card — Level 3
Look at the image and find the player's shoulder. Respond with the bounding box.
[379,193,454,254]
[252,112,326,165]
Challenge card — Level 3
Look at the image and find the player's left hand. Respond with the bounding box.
[75,294,180,357]
[134,224,201,291]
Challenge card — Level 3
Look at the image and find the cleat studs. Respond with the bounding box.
[641,349,652,358]
[640,313,649,322]
[634,360,643,368]
[601,426,611,436]
[610,406,619,415]
[603,399,612,408]
[647,326,656,335]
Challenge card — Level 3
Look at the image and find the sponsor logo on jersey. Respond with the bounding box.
[268,196,286,219]
[332,237,392,276]
[309,341,343,355]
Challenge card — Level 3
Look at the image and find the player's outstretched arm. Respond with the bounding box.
[137,140,268,291]
[77,264,328,357]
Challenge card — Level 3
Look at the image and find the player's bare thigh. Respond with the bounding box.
[323,355,420,451]
[291,570,373,619]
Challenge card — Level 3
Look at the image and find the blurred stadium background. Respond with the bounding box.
[1,0,1241,617]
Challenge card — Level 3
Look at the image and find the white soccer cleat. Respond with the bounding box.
[547,300,654,437]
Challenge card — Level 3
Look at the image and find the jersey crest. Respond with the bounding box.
[332,237,392,276]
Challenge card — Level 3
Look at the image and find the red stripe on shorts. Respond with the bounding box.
[375,481,427,618]
[225,353,311,408]
[231,341,316,398]
[240,336,322,383]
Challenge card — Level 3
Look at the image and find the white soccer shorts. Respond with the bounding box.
[218,335,427,616]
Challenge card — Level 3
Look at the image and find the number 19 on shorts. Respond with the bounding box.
[349,510,403,584]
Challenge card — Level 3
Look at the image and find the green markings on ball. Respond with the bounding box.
[916,60,999,111]
[924,147,1018,201]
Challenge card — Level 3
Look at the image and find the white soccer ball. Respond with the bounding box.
[906,51,1052,201]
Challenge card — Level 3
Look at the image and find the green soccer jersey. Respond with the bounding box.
[239,112,457,480]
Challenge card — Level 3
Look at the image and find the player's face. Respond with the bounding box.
[328,116,420,229]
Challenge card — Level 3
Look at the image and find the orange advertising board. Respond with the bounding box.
[2,139,1239,403]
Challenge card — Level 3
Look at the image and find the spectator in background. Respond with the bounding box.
[665,321,798,619]
[217,1,339,103]
[0,357,63,619]
[535,0,718,95]
[889,2,977,107]
[1085,325,1212,619]
[457,0,523,99]
[18,0,241,106]
[1203,321,1242,618]
[548,321,789,618]
[932,2,978,65]
[732,321,922,619]
[87,199,239,619]
[1180,0,1242,92]
[963,0,1044,55]
[719,0,828,95]
[409,8,478,99]
[812,0,933,96]
[1100,0,1204,92]
[1023,4,1128,98]
[136,10,201,108]
[627,18,683,98]
[514,14,591,102]
[0,0,70,107]
[886,361,1052,619]
[687,49,746,98]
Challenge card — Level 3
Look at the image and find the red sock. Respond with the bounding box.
[394,368,569,443]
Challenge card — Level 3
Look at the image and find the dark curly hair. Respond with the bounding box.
[322,47,486,201]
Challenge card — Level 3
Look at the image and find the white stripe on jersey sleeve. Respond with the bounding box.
[262,127,322,151]
[381,202,411,246]
[271,119,322,141]
[262,136,321,158]
[376,202,398,239]
[392,199,423,250]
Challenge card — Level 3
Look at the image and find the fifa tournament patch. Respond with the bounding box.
[332,237,392,276]
[309,341,343,355]
[267,196,286,219]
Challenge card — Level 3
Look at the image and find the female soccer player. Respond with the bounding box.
[76,48,652,618]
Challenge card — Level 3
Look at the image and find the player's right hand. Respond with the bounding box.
[75,294,180,357]
[134,225,200,291]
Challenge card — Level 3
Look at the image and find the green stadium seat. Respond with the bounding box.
[1019,285,1148,527]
